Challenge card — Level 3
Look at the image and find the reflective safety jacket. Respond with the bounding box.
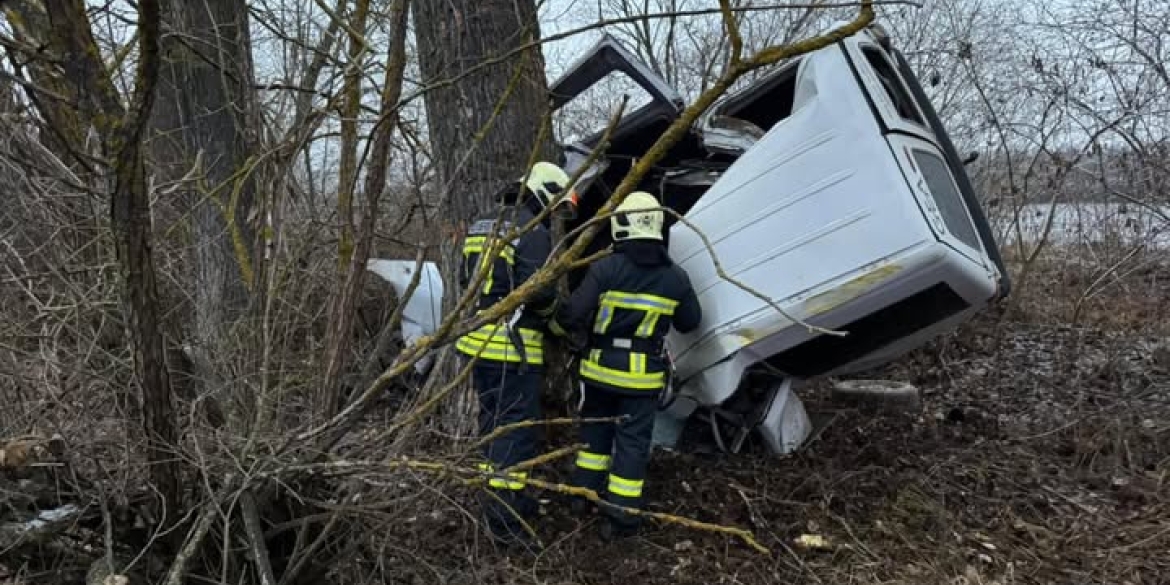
[455,203,557,368]
[552,240,702,394]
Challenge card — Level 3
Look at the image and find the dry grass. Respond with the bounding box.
[5,207,1169,584]
[4,94,1169,583]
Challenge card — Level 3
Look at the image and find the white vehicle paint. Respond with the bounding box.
[550,23,1010,454]
[366,259,444,376]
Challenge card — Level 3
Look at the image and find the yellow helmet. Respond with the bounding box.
[519,161,576,214]
[611,191,664,242]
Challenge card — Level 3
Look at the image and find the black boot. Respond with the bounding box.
[484,513,542,555]
[568,496,595,517]
[598,516,640,541]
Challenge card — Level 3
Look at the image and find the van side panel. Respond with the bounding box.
[667,47,935,368]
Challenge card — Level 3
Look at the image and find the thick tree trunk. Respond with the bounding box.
[413,0,561,434]
[146,0,261,427]
[3,0,184,526]
[3,0,96,163]
[110,136,181,530]
[3,0,109,264]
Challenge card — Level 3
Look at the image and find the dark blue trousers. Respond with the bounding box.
[569,382,658,528]
[473,362,543,538]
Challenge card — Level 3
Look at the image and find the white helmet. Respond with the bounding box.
[611,191,664,242]
[519,161,576,216]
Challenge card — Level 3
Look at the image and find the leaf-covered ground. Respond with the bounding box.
[375,260,1170,585]
[4,257,1166,585]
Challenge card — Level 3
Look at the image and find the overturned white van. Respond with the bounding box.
[549,23,1011,454]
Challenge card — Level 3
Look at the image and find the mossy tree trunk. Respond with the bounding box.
[413,0,566,434]
[146,0,261,428]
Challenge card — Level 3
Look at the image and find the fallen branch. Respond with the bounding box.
[496,443,585,475]
[555,204,849,337]
[240,490,277,585]
[163,481,237,585]
[293,0,874,476]
[519,475,772,555]
[471,416,628,449]
[261,452,772,555]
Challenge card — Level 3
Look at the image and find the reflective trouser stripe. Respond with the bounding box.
[579,354,664,390]
[607,474,644,498]
[575,450,611,471]
[456,323,544,365]
[478,462,528,490]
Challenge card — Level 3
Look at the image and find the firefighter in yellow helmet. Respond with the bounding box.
[549,190,702,539]
[455,161,577,549]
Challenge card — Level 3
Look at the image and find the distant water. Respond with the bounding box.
[987,202,1170,250]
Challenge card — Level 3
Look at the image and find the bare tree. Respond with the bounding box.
[145,0,263,429]
[411,0,562,431]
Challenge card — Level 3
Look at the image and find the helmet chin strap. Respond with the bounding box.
[524,193,546,216]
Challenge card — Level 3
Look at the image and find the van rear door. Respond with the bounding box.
[837,34,992,268]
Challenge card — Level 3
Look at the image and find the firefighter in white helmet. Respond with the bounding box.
[455,160,577,549]
[549,190,702,539]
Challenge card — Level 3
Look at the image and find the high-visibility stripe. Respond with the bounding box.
[489,471,528,490]
[592,291,678,335]
[477,462,528,490]
[462,236,516,264]
[635,312,661,337]
[607,474,644,498]
[629,352,647,374]
[575,450,611,471]
[463,236,516,294]
[456,331,543,352]
[456,323,545,365]
[462,323,544,346]
[579,355,664,390]
[601,291,679,312]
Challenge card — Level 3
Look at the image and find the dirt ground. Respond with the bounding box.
[4,256,1166,585]
[376,258,1170,585]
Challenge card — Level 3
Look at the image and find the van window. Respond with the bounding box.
[911,148,982,252]
[712,60,800,132]
[861,46,925,127]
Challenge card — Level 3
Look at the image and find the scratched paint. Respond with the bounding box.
[802,263,903,317]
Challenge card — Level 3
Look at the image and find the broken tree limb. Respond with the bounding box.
[293,0,875,488]
[260,450,772,555]
[163,481,237,585]
[555,204,850,338]
[471,416,627,449]
[240,490,277,585]
[519,476,773,555]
